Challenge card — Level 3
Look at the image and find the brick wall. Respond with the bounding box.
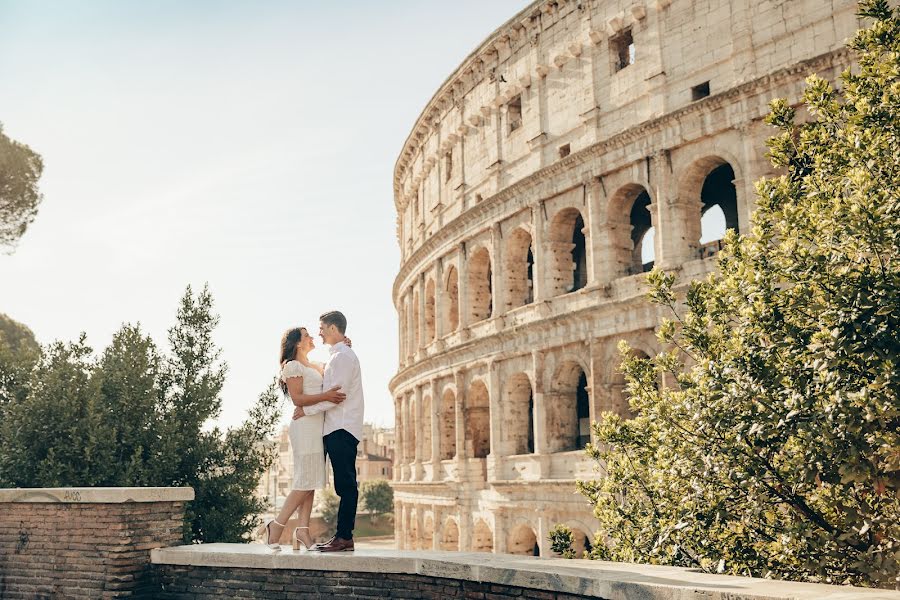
[155,565,597,600]
[0,489,191,599]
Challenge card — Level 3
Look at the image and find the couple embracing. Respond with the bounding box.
[258,310,363,553]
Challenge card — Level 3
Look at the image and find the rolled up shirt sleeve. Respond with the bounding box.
[303,353,350,416]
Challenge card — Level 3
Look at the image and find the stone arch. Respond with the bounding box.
[444,265,460,333]
[504,227,534,310]
[602,339,655,418]
[465,379,490,459]
[404,294,414,360]
[403,395,415,463]
[424,278,436,343]
[678,155,743,259]
[607,184,654,277]
[439,387,457,460]
[412,289,421,352]
[548,207,588,296]
[550,520,593,557]
[423,514,435,550]
[408,510,419,550]
[421,394,433,462]
[569,527,593,557]
[398,306,406,361]
[547,360,590,452]
[441,517,460,551]
[467,246,493,323]
[471,518,494,553]
[503,372,534,455]
[508,523,540,556]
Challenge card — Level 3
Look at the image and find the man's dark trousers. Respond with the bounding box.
[324,429,359,539]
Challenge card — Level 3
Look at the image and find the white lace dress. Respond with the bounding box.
[281,360,326,490]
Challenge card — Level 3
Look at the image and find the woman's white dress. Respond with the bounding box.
[281,360,326,491]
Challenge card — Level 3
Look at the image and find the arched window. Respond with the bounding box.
[466,380,490,459]
[509,525,539,556]
[576,372,590,449]
[571,528,593,557]
[441,519,460,551]
[572,214,587,290]
[412,290,420,352]
[472,519,494,553]
[423,516,434,550]
[444,266,460,333]
[548,208,588,295]
[526,246,535,304]
[606,348,653,419]
[408,512,419,550]
[629,191,654,273]
[440,389,456,460]
[504,373,534,455]
[699,163,739,258]
[424,279,436,343]
[468,248,492,323]
[404,396,415,462]
[504,228,534,310]
[549,362,590,452]
[608,185,654,278]
[421,395,432,462]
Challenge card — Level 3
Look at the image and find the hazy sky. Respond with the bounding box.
[0,0,533,431]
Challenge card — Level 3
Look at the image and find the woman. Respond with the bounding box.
[258,326,346,551]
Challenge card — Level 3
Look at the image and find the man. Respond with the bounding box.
[293,310,363,552]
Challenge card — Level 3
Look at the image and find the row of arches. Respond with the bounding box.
[397,343,653,468]
[401,159,738,361]
[401,511,594,557]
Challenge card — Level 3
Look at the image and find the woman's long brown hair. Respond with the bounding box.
[279,327,305,393]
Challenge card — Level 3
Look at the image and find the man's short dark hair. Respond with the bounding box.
[320,310,347,334]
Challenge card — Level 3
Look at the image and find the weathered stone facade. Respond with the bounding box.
[390,0,859,556]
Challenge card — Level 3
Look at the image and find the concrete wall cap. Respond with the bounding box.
[151,544,900,600]
[0,487,195,503]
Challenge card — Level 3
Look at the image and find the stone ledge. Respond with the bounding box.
[151,545,900,600]
[0,486,195,503]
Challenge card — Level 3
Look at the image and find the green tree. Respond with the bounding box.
[0,313,40,410]
[0,123,44,253]
[0,286,282,543]
[318,488,341,529]
[549,524,577,559]
[92,324,161,486]
[360,479,393,521]
[577,1,899,588]
[0,335,107,487]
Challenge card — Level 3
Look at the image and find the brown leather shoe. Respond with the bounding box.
[310,535,335,551]
[316,536,354,552]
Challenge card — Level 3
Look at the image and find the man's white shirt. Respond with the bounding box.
[303,341,364,441]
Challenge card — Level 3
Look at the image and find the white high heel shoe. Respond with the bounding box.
[292,526,313,551]
[256,518,285,551]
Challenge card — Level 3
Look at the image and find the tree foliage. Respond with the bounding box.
[318,488,341,529]
[576,1,899,587]
[549,524,577,559]
[0,123,44,253]
[0,285,282,543]
[0,313,40,410]
[360,479,393,519]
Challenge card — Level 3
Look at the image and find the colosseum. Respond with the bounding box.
[390,0,858,556]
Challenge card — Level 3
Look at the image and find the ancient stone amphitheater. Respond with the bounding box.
[390,0,857,556]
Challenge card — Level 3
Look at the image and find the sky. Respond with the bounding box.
[0,0,533,431]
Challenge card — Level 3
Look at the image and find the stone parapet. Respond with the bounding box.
[151,545,900,600]
[0,487,193,599]
[0,486,195,504]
